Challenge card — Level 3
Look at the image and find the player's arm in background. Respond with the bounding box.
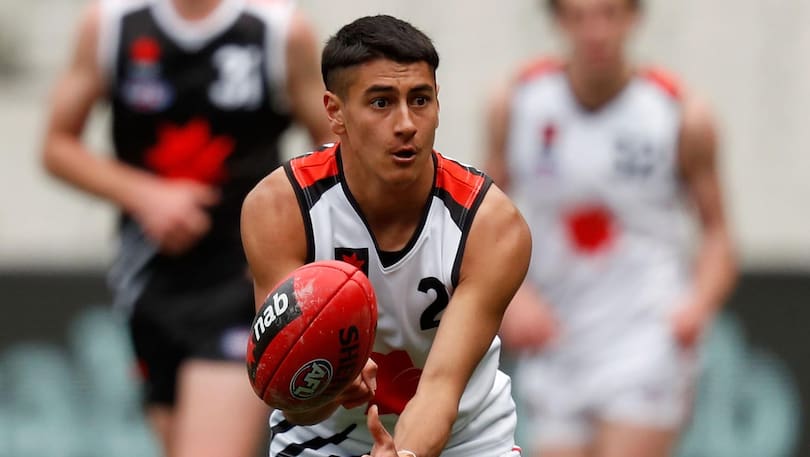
[389,187,531,457]
[241,169,376,425]
[284,10,335,146]
[671,93,738,348]
[483,78,559,353]
[41,2,219,255]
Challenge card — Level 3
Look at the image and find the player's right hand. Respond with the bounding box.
[130,178,220,255]
[499,287,559,353]
[338,358,378,410]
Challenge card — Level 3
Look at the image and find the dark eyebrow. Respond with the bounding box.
[363,85,396,96]
[362,84,436,97]
[409,84,435,94]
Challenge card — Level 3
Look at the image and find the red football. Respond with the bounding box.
[246,260,377,412]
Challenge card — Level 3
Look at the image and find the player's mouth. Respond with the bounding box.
[392,147,417,163]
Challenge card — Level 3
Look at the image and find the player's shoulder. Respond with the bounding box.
[634,66,715,138]
[91,0,151,32]
[476,183,528,233]
[241,162,304,253]
[96,0,150,16]
[245,143,335,214]
[245,0,295,11]
[433,152,492,211]
[244,0,298,22]
[461,182,531,280]
[285,143,341,190]
[514,56,566,85]
[636,65,686,101]
[243,166,295,216]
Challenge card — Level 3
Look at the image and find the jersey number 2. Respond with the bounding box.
[418,277,449,330]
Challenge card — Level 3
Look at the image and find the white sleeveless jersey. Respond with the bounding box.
[268,144,519,456]
[506,60,692,346]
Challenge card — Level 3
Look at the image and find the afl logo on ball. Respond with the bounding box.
[290,359,333,400]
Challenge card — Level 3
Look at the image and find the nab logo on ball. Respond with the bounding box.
[290,359,334,400]
[250,278,302,359]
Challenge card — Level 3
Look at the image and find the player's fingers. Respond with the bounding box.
[161,219,205,255]
[362,359,378,393]
[366,405,392,446]
[340,374,375,409]
[189,182,221,206]
[159,229,192,256]
[179,208,212,241]
[341,394,373,410]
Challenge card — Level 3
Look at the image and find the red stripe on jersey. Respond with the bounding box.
[434,153,487,210]
[639,67,683,100]
[288,144,339,189]
[516,57,565,84]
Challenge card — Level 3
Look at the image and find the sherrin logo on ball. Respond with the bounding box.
[290,359,334,400]
[246,260,378,412]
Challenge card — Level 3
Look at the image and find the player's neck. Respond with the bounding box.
[343,157,434,251]
[170,0,224,21]
[566,59,634,111]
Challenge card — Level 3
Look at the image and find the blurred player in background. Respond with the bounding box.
[486,0,737,456]
[41,0,332,456]
[241,14,531,457]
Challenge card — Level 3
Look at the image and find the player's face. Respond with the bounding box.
[326,59,439,188]
[555,0,638,72]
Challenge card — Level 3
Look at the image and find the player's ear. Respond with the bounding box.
[436,83,441,112]
[324,91,346,135]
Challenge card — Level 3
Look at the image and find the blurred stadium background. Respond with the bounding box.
[0,0,807,456]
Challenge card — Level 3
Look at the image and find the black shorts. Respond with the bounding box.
[129,272,255,405]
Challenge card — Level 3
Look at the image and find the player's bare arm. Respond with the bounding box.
[672,94,738,347]
[241,168,308,304]
[42,2,219,255]
[241,168,377,424]
[390,186,532,457]
[285,11,334,145]
[41,2,141,207]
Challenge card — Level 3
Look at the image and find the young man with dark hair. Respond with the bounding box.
[242,14,530,457]
[41,1,332,456]
[487,1,736,457]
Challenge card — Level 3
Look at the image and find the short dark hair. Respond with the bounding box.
[547,0,642,13]
[321,15,440,95]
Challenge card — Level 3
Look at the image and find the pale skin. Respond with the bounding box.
[487,0,736,456]
[41,1,333,456]
[241,58,531,457]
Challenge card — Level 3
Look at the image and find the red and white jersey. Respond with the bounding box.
[506,59,692,346]
[270,144,518,455]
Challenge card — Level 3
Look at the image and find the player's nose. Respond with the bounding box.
[393,103,417,137]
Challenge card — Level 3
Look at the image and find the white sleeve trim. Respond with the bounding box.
[96,0,149,86]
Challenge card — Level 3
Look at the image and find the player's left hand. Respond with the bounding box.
[338,358,378,410]
[362,405,398,457]
[669,303,713,349]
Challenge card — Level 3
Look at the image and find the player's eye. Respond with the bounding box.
[412,96,430,106]
[371,98,389,109]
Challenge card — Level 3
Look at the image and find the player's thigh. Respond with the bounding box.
[171,359,270,457]
[592,420,679,457]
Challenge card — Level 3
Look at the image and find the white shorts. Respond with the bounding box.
[268,405,523,457]
[514,322,698,449]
